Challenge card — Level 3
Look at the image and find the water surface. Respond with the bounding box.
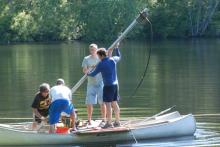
[0,39,220,146]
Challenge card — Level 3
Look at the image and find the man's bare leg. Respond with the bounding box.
[105,102,112,124]
[70,110,76,130]
[87,104,93,124]
[100,103,106,121]
[112,101,120,123]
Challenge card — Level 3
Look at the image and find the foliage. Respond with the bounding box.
[0,0,220,43]
[187,0,220,37]
[11,11,37,41]
[76,0,137,41]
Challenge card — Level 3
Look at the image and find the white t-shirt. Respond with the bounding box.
[50,85,72,103]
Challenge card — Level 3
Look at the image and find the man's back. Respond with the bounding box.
[50,85,72,102]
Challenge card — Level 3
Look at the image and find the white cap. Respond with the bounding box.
[56,78,65,85]
[89,43,98,49]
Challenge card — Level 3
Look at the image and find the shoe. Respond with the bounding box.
[98,120,105,127]
[101,122,113,129]
[87,120,92,125]
[113,121,121,127]
[76,120,82,127]
[83,120,91,127]
[85,120,94,128]
[69,127,77,132]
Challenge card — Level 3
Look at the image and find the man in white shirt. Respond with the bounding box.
[49,79,76,133]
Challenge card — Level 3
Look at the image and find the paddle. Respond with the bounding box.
[143,105,176,122]
[123,105,176,126]
[0,117,33,120]
[71,8,148,93]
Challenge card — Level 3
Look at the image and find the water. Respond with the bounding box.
[0,39,220,146]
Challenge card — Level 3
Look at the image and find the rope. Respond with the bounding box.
[129,17,153,98]
[130,129,138,144]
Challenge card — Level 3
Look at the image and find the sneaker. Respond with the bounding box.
[83,120,91,127]
[98,120,106,127]
[101,122,113,129]
[69,127,77,133]
[113,121,121,127]
[86,120,97,128]
[87,120,92,125]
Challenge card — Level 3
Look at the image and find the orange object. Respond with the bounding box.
[56,127,69,134]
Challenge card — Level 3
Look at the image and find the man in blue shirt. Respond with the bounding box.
[87,46,121,128]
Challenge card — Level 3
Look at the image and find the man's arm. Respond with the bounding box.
[83,67,89,74]
[82,57,89,74]
[69,88,72,101]
[112,48,121,63]
[107,42,120,57]
[32,108,45,120]
[107,48,114,57]
[87,63,101,77]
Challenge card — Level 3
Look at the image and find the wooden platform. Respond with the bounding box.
[75,127,130,135]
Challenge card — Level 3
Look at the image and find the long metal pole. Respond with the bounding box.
[71,8,148,93]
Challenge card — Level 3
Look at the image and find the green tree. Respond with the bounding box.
[1,0,220,42]
[11,11,37,41]
[188,0,220,36]
[0,1,14,42]
[76,0,137,41]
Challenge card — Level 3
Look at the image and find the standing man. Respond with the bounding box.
[31,83,51,129]
[82,43,106,125]
[49,79,76,133]
[87,45,121,128]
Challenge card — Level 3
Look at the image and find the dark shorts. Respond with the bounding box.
[103,85,118,102]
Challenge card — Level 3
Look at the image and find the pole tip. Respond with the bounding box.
[136,8,148,23]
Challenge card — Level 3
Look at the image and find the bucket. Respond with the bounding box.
[56,127,69,134]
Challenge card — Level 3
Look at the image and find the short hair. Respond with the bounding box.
[56,78,65,85]
[97,48,107,57]
[89,43,98,49]
[39,83,50,92]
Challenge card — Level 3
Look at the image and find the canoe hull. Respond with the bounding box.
[0,113,196,145]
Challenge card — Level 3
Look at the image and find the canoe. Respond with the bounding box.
[0,111,196,145]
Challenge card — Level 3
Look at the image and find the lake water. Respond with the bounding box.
[0,39,220,146]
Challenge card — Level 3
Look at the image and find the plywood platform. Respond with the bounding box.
[76,127,129,135]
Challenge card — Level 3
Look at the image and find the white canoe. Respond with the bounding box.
[0,111,196,145]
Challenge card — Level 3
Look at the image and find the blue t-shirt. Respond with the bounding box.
[88,48,121,86]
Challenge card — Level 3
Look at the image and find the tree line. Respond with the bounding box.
[0,0,220,43]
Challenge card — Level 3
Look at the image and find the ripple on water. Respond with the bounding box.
[118,115,220,147]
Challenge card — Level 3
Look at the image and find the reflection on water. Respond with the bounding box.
[0,39,220,146]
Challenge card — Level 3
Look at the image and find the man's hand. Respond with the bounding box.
[41,116,46,120]
[83,67,89,74]
[91,65,96,68]
[41,116,48,124]
[107,48,113,57]
[115,42,120,48]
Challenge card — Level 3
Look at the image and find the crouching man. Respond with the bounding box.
[31,83,51,129]
[49,79,76,133]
